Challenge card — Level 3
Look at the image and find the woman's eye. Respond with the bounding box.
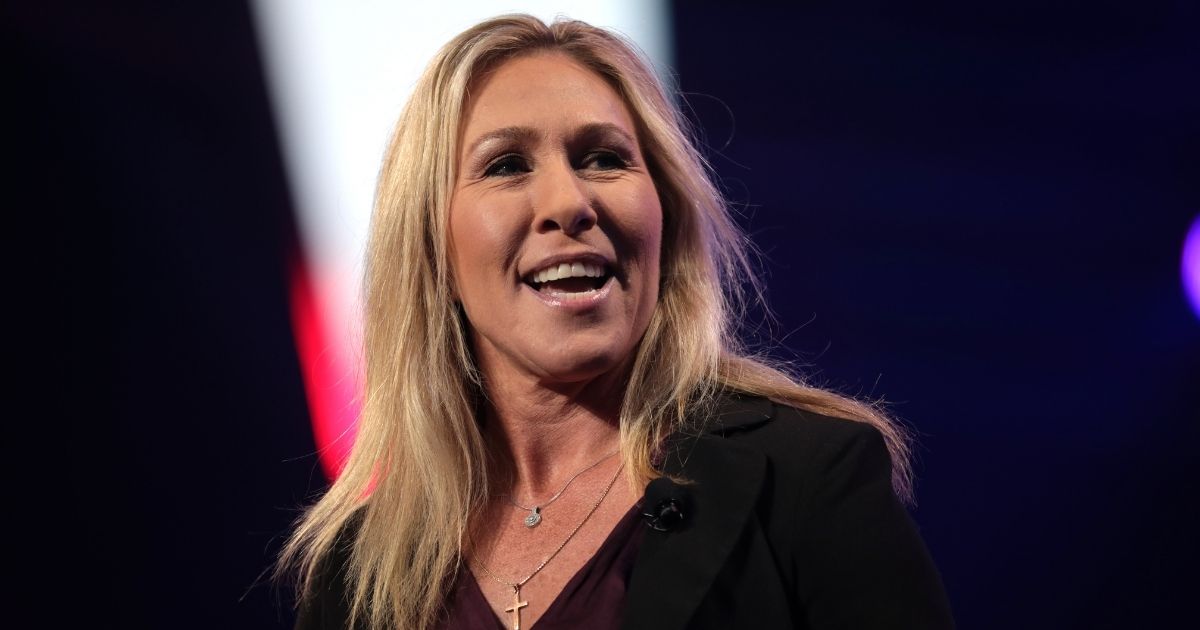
[484,155,529,177]
[583,151,628,171]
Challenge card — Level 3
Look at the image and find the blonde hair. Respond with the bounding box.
[280,14,913,629]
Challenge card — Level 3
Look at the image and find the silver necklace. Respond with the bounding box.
[501,450,617,527]
[475,463,621,630]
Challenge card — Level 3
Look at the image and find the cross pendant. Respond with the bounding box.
[504,585,528,630]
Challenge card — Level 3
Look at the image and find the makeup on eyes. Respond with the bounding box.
[464,122,641,178]
[479,153,528,177]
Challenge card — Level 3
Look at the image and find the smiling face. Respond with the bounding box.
[448,52,663,389]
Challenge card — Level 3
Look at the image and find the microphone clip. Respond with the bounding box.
[641,477,688,532]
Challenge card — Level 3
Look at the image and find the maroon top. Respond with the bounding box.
[437,504,645,629]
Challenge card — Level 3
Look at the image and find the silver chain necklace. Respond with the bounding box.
[474,462,621,630]
[500,450,617,527]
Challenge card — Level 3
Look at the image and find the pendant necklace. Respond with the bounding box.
[501,450,617,527]
[475,462,621,630]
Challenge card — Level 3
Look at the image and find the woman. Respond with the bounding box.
[284,14,953,630]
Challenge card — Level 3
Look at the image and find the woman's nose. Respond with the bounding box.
[532,161,597,236]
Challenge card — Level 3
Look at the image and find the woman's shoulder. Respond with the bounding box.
[696,392,899,512]
[703,396,954,627]
[704,393,892,468]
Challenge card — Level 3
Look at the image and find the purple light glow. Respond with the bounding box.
[1185,214,1200,319]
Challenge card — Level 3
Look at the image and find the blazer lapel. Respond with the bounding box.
[621,395,774,630]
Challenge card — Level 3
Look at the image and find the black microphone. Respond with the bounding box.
[641,477,689,532]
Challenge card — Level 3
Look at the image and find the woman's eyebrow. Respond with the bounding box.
[576,122,636,146]
[465,126,539,157]
[464,122,637,159]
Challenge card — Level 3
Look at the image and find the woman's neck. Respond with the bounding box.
[480,370,625,500]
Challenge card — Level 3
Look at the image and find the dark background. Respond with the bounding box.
[21,1,1197,627]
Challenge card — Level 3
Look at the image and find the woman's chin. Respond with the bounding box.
[531,350,628,388]
[470,323,644,393]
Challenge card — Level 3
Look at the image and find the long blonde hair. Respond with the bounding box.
[279,14,913,629]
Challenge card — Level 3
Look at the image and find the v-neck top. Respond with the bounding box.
[437,504,646,630]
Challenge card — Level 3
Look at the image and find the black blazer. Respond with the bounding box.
[621,394,953,629]
[296,395,954,629]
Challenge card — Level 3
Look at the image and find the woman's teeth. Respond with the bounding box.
[526,262,608,297]
[530,262,605,284]
[545,286,600,299]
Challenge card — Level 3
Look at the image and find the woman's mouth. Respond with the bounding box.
[523,261,612,299]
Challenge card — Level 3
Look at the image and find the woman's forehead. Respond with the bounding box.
[458,52,640,153]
